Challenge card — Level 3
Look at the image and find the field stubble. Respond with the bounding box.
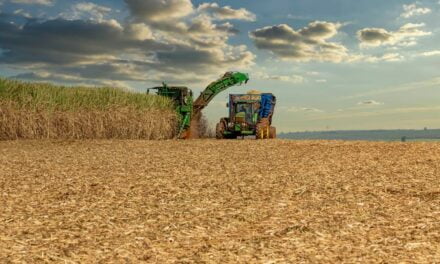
[1,140,440,263]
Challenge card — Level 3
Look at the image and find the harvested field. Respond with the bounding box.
[1,140,440,263]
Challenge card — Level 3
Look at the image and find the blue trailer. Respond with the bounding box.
[216,93,276,139]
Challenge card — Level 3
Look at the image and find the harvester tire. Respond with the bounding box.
[269,126,276,139]
[216,122,225,139]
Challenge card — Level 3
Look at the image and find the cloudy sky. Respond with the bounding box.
[0,0,439,132]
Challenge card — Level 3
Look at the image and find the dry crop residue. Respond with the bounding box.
[1,140,440,263]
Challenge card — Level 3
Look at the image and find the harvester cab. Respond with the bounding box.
[216,93,277,139]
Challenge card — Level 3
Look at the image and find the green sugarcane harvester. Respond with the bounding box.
[148,72,249,139]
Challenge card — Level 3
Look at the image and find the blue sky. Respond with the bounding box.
[0,0,439,132]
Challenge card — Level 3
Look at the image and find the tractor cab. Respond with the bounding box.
[216,93,276,139]
[229,94,261,130]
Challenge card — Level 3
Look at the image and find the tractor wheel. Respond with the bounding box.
[264,125,271,139]
[269,126,276,139]
[256,118,270,140]
[255,123,264,139]
[216,122,225,139]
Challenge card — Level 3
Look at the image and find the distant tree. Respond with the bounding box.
[401,136,407,142]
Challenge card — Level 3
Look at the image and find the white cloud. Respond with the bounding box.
[13,8,31,18]
[316,79,327,83]
[197,3,256,21]
[73,2,111,21]
[250,21,410,64]
[358,100,384,106]
[401,3,431,18]
[255,72,305,83]
[125,23,153,41]
[286,14,308,20]
[285,106,323,113]
[270,75,304,83]
[358,23,431,48]
[420,50,440,57]
[250,22,351,63]
[306,71,320,76]
[364,53,404,62]
[10,0,53,5]
[380,53,404,62]
[124,0,194,22]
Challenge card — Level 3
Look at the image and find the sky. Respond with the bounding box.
[0,0,439,132]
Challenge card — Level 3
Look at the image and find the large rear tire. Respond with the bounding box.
[264,126,270,139]
[256,123,264,140]
[256,118,269,140]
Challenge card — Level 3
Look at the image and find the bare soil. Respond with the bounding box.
[1,140,440,263]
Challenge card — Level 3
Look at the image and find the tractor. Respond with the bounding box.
[148,72,249,139]
[216,93,277,139]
